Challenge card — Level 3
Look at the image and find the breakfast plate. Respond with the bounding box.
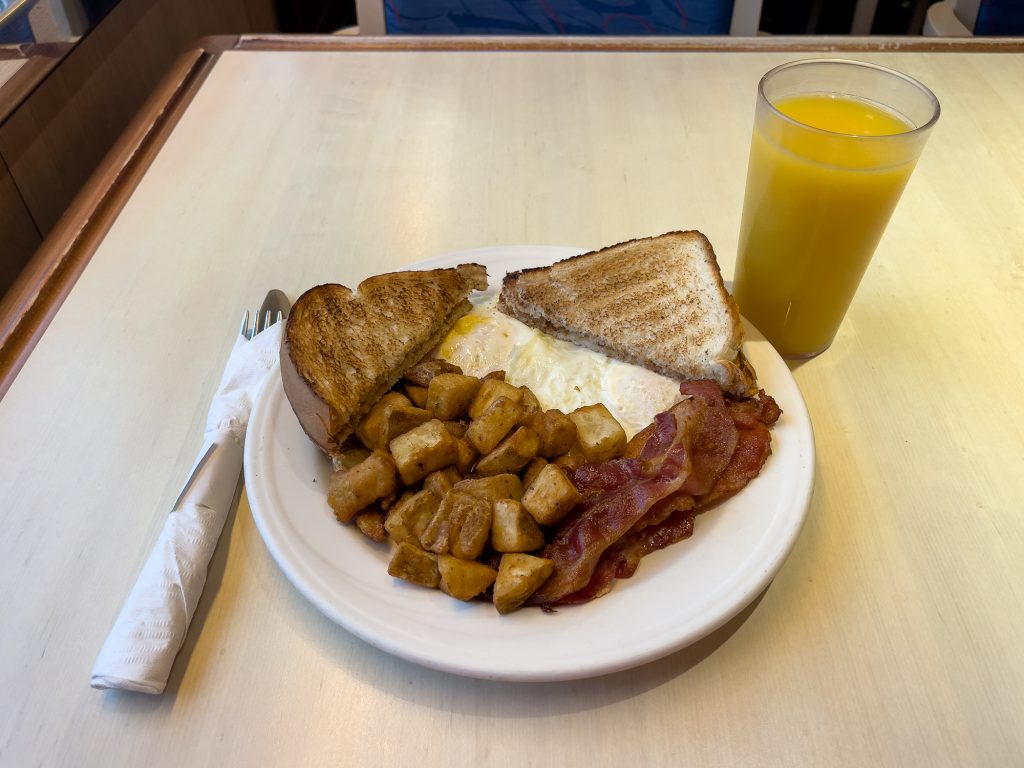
[244,245,815,681]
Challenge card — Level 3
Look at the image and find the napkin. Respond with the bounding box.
[91,323,283,694]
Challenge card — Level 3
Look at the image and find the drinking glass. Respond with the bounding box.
[733,59,940,359]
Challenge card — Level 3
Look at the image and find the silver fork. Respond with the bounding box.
[240,289,290,339]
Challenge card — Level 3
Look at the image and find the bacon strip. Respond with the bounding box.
[528,398,708,605]
[536,385,782,607]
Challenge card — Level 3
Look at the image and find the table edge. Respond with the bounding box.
[1,33,1022,400]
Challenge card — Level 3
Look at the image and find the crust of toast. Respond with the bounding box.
[497,231,757,396]
[281,263,487,455]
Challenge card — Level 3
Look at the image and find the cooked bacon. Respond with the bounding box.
[676,381,739,496]
[555,504,697,605]
[695,395,776,510]
[535,383,783,608]
[528,398,708,605]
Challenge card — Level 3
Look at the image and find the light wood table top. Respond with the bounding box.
[1,37,1022,767]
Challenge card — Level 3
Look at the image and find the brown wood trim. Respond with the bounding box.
[0,46,221,401]
[229,33,1024,53]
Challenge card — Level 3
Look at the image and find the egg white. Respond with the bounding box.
[435,298,682,438]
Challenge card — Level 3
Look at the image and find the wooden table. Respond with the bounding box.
[1,36,1022,767]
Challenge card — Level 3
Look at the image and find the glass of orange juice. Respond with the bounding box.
[733,59,940,359]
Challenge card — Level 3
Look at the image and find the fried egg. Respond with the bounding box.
[435,298,682,438]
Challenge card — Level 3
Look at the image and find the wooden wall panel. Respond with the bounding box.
[0,154,41,296]
[0,0,277,285]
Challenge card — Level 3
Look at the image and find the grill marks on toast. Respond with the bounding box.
[498,232,756,396]
[281,264,487,455]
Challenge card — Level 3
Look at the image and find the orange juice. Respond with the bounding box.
[734,92,924,358]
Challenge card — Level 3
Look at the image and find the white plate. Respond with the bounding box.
[244,246,815,682]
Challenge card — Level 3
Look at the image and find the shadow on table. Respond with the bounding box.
[352,587,768,717]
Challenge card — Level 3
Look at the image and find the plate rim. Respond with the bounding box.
[244,245,816,681]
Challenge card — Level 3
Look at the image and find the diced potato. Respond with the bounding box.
[443,420,468,438]
[568,404,627,463]
[483,370,506,381]
[355,509,386,543]
[453,436,477,475]
[493,553,555,614]
[521,463,582,525]
[552,444,586,474]
[525,409,579,458]
[426,373,483,421]
[423,466,462,497]
[451,495,492,560]
[466,396,523,454]
[475,426,540,476]
[333,444,372,471]
[388,542,440,588]
[404,384,429,409]
[378,405,433,446]
[327,450,397,523]
[355,391,411,449]
[517,386,542,420]
[437,555,498,601]
[384,489,441,546]
[389,419,459,485]
[491,499,545,553]
[468,378,523,419]
[452,474,524,503]
[420,491,484,555]
[404,358,462,387]
[521,457,548,493]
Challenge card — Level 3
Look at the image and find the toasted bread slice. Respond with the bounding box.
[497,232,757,396]
[281,264,488,455]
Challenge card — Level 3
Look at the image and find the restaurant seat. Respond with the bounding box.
[923,0,1024,35]
[351,0,761,35]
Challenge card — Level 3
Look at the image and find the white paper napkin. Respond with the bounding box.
[91,323,283,694]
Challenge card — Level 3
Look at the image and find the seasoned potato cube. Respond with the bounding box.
[475,426,540,476]
[333,444,372,472]
[404,358,462,387]
[466,396,523,454]
[493,554,555,614]
[443,420,468,438]
[491,499,545,553]
[451,496,492,560]
[388,542,440,588]
[569,404,627,463]
[469,378,523,419]
[328,450,397,523]
[421,491,485,555]
[404,384,429,409]
[378,405,433,447]
[521,457,548,491]
[384,489,441,545]
[426,373,483,421]
[355,509,387,543]
[517,387,541,420]
[389,419,459,485]
[521,463,581,525]
[525,410,579,458]
[438,555,498,601]
[355,391,411,449]
[453,436,477,475]
[552,444,586,474]
[423,466,462,497]
[453,473,524,503]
